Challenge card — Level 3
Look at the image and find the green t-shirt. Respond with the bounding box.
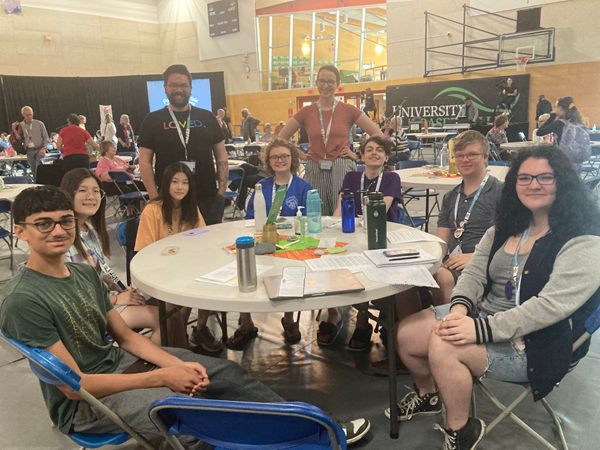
[0,263,123,434]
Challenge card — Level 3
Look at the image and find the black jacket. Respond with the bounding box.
[535,99,553,120]
[536,113,565,144]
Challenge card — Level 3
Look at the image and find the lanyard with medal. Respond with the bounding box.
[80,230,126,290]
[272,174,294,202]
[168,104,193,171]
[505,225,532,303]
[453,174,489,246]
[359,171,383,208]
[167,221,183,236]
[317,100,337,170]
[24,122,35,148]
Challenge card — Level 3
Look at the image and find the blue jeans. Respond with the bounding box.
[434,304,529,383]
[26,148,42,180]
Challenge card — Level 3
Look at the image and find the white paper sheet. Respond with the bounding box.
[364,245,439,268]
[318,237,337,248]
[387,228,446,244]
[196,261,274,286]
[278,267,306,297]
[306,253,374,273]
[362,265,439,288]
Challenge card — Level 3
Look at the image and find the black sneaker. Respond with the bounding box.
[434,418,486,450]
[384,385,442,421]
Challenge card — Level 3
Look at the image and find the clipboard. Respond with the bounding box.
[264,268,365,300]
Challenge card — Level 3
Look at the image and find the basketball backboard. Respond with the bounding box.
[498,28,555,66]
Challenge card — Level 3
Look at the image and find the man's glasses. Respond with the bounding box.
[19,217,78,233]
[269,154,291,162]
[75,188,105,199]
[167,83,191,90]
[455,152,484,161]
[516,173,555,186]
[316,79,337,87]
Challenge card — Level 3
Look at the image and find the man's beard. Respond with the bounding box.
[167,92,191,108]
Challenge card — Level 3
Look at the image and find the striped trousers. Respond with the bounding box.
[305,158,356,216]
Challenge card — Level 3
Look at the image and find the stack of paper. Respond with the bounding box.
[306,253,374,273]
[196,261,274,286]
[388,228,446,244]
[364,245,438,268]
[362,265,439,288]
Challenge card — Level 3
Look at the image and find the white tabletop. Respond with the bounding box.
[0,156,28,162]
[232,142,267,149]
[395,165,508,190]
[502,141,533,150]
[0,183,42,202]
[131,219,442,314]
[407,132,452,139]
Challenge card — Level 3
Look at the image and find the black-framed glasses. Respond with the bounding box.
[455,152,485,161]
[75,188,105,199]
[516,173,555,186]
[18,217,78,233]
[316,79,337,87]
[269,154,291,162]
[167,83,191,90]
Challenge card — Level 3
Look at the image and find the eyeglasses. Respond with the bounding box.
[316,79,337,87]
[18,217,77,233]
[455,152,484,161]
[167,83,191,90]
[269,154,291,162]
[75,188,106,199]
[516,173,555,186]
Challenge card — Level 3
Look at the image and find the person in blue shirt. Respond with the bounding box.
[229,137,312,349]
[0,133,10,154]
[245,138,312,220]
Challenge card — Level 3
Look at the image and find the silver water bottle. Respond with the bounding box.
[236,236,257,292]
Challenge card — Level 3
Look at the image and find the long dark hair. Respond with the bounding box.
[557,96,584,124]
[153,162,199,230]
[495,146,600,238]
[60,168,111,259]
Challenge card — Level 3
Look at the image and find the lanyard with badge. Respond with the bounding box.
[80,230,126,290]
[168,104,194,172]
[359,171,383,208]
[452,174,489,254]
[24,122,35,149]
[272,174,293,202]
[167,222,183,236]
[505,224,532,304]
[317,100,337,171]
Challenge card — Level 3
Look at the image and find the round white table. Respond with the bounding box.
[395,165,508,190]
[0,183,42,202]
[0,155,29,176]
[502,141,534,150]
[131,218,442,439]
[131,219,442,313]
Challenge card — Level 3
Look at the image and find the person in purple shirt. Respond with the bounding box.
[326,136,402,350]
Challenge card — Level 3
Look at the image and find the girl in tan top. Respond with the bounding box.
[135,163,222,352]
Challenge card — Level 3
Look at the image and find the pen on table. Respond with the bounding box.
[388,256,420,261]
[326,221,341,228]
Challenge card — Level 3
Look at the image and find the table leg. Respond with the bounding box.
[220,312,228,342]
[158,300,169,347]
[425,191,430,233]
[385,296,399,439]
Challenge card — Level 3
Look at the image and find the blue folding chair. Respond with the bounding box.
[226,144,240,160]
[233,136,245,144]
[148,396,347,450]
[407,139,422,160]
[116,218,140,286]
[473,301,600,450]
[0,330,156,449]
[2,176,34,184]
[116,151,136,160]
[397,200,427,229]
[0,197,13,274]
[243,145,262,159]
[488,160,508,166]
[299,143,309,153]
[395,160,439,231]
[225,167,245,219]
[108,170,149,217]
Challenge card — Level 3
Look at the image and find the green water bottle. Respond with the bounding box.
[367,192,387,250]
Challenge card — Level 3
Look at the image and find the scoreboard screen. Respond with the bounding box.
[208,0,240,37]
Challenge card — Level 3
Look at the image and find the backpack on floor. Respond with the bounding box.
[559,120,591,164]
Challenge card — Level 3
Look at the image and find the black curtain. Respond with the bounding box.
[0,72,226,136]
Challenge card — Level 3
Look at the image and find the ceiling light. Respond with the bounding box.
[375,44,383,55]
[320,22,325,32]
[302,43,310,56]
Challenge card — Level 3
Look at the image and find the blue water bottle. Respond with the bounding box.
[306,189,322,234]
[341,189,355,233]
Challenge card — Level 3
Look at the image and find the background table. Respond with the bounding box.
[0,156,28,176]
[131,219,442,439]
[502,141,533,150]
[0,183,41,202]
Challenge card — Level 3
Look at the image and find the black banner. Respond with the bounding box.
[385,74,530,125]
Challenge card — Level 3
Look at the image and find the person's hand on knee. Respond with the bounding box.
[442,253,473,271]
[433,314,476,345]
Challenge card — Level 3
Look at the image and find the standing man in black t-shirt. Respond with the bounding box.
[362,87,377,119]
[138,64,229,225]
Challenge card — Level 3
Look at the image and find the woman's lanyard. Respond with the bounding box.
[505,225,532,304]
[167,104,192,160]
[317,100,338,157]
[167,221,183,236]
[272,174,294,202]
[80,228,126,290]
[453,174,489,243]
[360,171,383,207]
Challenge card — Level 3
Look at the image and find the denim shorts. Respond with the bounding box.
[434,304,529,383]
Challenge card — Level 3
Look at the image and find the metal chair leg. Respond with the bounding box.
[540,399,568,450]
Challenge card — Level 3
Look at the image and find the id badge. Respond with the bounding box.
[319,160,333,171]
[180,160,196,173]
[28,142,35,148]
[449,245,462,257]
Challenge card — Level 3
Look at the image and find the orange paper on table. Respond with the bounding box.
[267,242,348,261]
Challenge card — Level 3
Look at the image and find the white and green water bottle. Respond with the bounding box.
[306,189,322,234]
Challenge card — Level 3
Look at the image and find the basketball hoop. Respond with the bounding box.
[514,56,530,72]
